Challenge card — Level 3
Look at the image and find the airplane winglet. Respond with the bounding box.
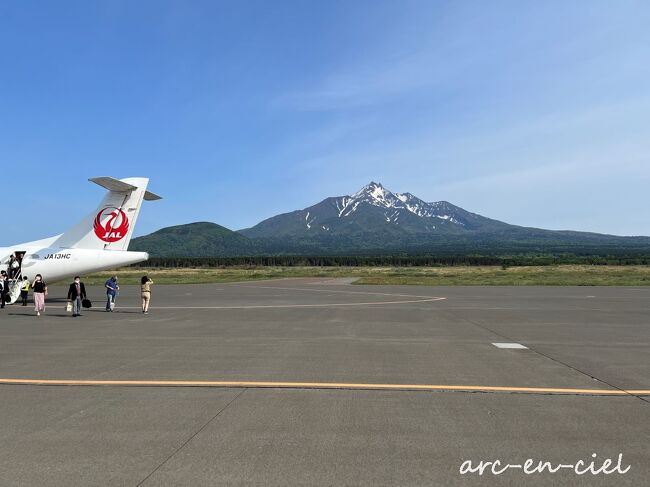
[89,177,162,200]
[89,177,138,193]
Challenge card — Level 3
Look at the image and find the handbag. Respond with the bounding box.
[65,302,72,313]
[82,299,92,308]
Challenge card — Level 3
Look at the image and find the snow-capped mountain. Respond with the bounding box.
[240,181,508,238]
[131,181,650,256]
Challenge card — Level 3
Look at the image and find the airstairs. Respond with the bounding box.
[6,269,24,305]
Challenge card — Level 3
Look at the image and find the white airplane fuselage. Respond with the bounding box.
[0,245,148,283]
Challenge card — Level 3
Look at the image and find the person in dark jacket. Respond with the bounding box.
[67,276,87,317]
[0,270,7,309]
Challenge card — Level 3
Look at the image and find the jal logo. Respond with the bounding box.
[94,207,130,242]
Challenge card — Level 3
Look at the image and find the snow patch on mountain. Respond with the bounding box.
[385,210,400,223]
[336,197,351,217]
[436,214,465,225]
[305,211,315,229]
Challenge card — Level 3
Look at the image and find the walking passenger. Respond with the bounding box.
[0,270,7,309]
[32,274,47,316]
[67,276,87,318]
[141,275,154,314]
[20,276,29,306]
[105,276,119,312]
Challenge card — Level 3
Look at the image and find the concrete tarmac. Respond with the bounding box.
[0,278,648,486]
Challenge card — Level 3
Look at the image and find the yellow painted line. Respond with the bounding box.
[0,378,648,396]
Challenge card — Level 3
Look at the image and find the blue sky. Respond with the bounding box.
[2,0,649,245]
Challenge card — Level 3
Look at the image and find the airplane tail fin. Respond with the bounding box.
[54,177,161,251]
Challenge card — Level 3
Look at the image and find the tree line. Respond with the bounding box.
[133,253,650,268]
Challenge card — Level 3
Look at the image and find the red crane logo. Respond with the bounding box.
[93,207,130,242]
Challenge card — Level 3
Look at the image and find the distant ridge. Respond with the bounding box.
[130,222,256,257]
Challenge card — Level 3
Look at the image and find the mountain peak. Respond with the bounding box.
[352,181,389,201]
[354,180,384,192]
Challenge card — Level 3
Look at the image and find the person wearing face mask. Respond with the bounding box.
[0,270,8,309]
[32,274,47,316]
[67,276,87,318]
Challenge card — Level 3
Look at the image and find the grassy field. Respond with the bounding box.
[83,265,650,286]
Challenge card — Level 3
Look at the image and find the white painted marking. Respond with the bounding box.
[115,296,446,310]
[234,284,438,299]
[492,342,528,349]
